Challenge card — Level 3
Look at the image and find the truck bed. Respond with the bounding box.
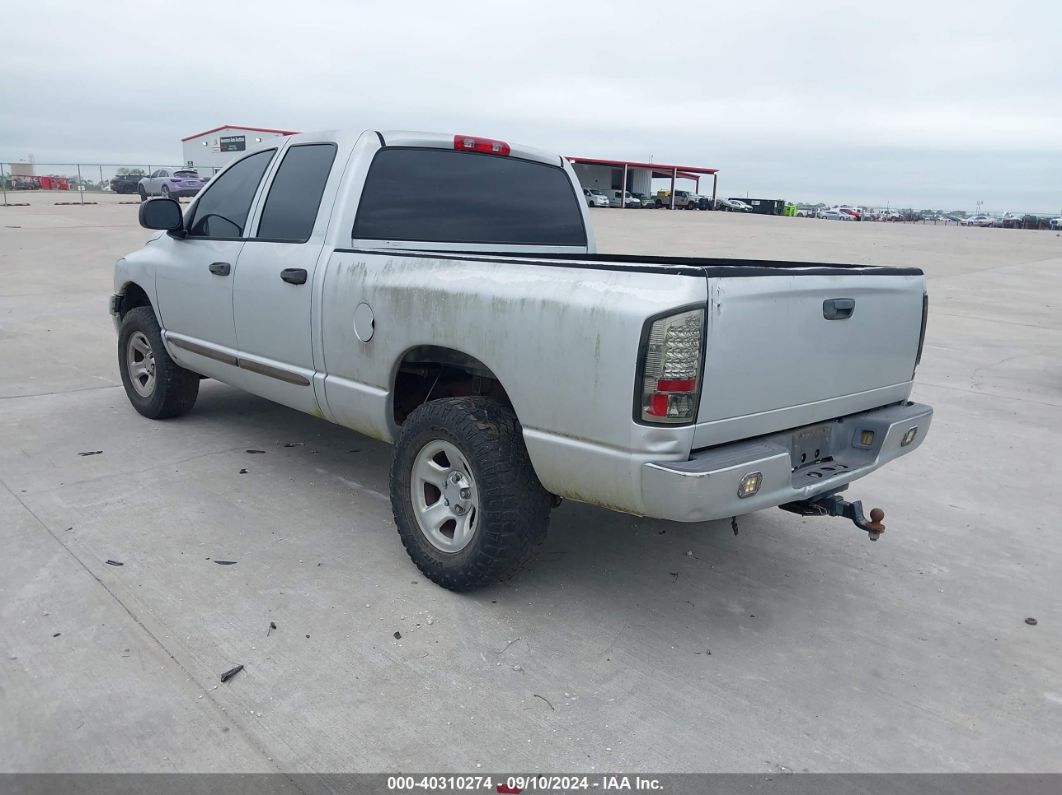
[345,247,926,448]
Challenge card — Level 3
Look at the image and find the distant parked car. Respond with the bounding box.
[608,190,640,208]
[715,198,750,212]
[138,168,205,201]
[818,207,858,221]
[630,192,655,208]
[1049,217,1062,230]
[583,188,609,208]
[655,189,696,209]
[959,214,994,227]
[110,174,144,195]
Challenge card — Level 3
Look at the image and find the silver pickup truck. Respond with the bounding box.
[111,129,932,590]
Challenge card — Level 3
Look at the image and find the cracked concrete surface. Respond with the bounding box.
[1,200,1059,773]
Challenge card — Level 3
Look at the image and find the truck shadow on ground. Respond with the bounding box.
[188,385,884,638]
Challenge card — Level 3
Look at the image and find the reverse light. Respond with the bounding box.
[639,308,704,424]
[901,427,918,447]
[738,472,763,498]
[453,135,511,156]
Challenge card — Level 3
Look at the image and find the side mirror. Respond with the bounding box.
[139,198,184,232]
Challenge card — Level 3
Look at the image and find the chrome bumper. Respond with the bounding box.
[640,402,932,522]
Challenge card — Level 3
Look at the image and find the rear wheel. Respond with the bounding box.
[138,185,147,201]
[161,185,171,200]
[389,397,551,591]
[118,307,199,419]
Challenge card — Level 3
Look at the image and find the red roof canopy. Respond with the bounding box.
[567,156,718,175]
[181,125,300,142]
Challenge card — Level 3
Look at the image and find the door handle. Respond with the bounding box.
[280,268,308,285]
[823,298,855,320]
[208,262,231,276]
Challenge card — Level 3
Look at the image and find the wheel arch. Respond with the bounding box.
[390,345,515,427]
[116,280,152,319]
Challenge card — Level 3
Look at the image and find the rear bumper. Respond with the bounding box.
[640,402,932,522]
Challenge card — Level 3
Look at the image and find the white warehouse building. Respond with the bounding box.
[181,124,298,170]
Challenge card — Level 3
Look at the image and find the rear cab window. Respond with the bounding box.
[352,148,586,247]
[256,143,338,242]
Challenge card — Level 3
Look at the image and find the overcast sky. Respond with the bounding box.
[3,0,1060,212]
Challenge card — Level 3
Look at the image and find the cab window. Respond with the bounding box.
[256,144,337,242]
[187,149,275,238]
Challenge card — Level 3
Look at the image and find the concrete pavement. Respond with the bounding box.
[1,203,1059,773]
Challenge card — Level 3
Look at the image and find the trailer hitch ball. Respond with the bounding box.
[778,495,886,540]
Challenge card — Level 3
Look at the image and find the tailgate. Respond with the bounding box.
[693,272,925,448]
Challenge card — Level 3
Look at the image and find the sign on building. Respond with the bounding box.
[219,135,247,153]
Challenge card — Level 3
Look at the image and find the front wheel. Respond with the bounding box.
[389,397,551,591]
[118,306,199,419]
[138,185,147,201]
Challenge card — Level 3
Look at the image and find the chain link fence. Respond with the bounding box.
[0,162,222,206]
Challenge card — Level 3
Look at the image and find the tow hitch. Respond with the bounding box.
[779,492,886,540]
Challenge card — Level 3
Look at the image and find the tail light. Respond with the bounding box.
[453,135,511,156]
[637,308,704,424]
[914,292,928,370]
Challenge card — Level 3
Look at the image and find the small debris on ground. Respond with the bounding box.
[245,449,266,454]
[1025,617,1038,626]
[105,559,124,567]
[282,442,302,448]
[533,694,555,711]
[496,637,520,656]
[393,631,402,640]
[78,450,103,457]
[214,560,237,566]
[267,621,277,636]
[685,550,693,557]
[220,664,244,683]
[52,632,61,638]
[347,449,361,453]
[239,468,248,474]
[426,616,434,625]
[512,664,523,672]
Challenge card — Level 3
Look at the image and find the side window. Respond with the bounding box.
[353,148,587,246]
[187,149,275,239]
[256,143,337,242]
[149,170,160,178]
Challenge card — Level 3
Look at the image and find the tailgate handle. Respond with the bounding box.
[823,298,855,320]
